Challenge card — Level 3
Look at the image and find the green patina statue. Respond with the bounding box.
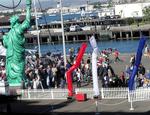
[3,0,32,86]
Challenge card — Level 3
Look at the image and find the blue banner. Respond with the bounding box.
[128,36,146,90]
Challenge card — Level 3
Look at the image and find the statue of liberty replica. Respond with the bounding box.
[3,0,32,87]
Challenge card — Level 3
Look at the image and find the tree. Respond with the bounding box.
[142,6,150,23]
[93,2,102,9]
[107,1,113,8]
[126,18,134,25]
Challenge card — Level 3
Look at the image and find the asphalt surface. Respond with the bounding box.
[1,98,150,115]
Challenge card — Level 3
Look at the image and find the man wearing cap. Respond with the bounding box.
[2,0,32,86]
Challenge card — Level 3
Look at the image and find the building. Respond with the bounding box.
[98,7,115,18]
[115,2,150,18]
[112,0,150,4]
[47,4,95,14]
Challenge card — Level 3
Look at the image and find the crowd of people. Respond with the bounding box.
[0,46,150,89]
[0,59,6,81]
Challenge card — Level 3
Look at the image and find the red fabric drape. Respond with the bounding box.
[66,43,87,97]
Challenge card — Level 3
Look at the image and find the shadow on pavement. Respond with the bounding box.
[0,96,76,114]
[0,95,150,115]
[1,112,150,115]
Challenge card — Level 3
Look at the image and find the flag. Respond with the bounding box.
[128,36,146,90]
[89,35,100,97]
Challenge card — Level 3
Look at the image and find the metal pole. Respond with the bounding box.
[130,92,134,111]
[60,0,67,68]
[12,0,15,15]
[33,0,41,57]
[95,100,100,115]
[86,0,89,12]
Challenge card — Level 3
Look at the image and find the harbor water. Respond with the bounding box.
[26,39,150,55]
[32,12,150,55]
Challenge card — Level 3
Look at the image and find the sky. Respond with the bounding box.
[0,0,107,10]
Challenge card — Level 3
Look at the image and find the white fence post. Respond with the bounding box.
[101,88,104,99]
[28,89,30,99]
[51,90,54,99]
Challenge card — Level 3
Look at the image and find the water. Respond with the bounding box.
[34,13,150,55]
[26,39,150,55]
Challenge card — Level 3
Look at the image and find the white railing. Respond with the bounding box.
[128,87,150,102]
[101,87,128,99]
[20,89,68,100]
[19,87,150,103]
[19,87,129,100]
[16,87,150,111]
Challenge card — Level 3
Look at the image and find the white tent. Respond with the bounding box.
[0,42,6,56]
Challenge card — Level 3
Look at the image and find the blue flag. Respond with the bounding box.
[128,36,146,90]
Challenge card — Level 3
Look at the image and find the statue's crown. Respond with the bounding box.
[10,15,19,23]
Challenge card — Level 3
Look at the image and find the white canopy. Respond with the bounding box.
[0,42,6,56]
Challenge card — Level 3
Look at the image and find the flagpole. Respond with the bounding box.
[12,0,15,15]
[59,0,67,68]
[33,0,41,58]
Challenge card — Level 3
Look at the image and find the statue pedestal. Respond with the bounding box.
[0,80,9,95]
[9,85,22,96]
[8,82,24,96]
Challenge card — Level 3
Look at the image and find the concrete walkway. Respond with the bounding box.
[3,98,150,114]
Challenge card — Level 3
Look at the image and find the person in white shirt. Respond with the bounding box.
[144,44,150,57]
[32,76,40,90]
[76,68,81,87]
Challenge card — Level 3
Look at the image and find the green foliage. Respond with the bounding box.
[125,18,134,25]
[92,2,102,9]
[107,1,113,8]
[142,6,150,22]
[100,34,111,39]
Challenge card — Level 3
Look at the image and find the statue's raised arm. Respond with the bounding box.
[20,0,32,32]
